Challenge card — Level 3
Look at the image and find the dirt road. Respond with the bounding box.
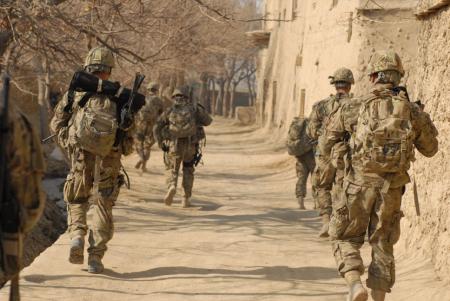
[3,118,449,301]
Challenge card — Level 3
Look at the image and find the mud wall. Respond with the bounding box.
[400,2,450,282]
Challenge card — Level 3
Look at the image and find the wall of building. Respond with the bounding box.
[401,1,450,282]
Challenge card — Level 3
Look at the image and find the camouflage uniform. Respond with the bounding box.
[308,67,354,237]
[134,83,164,171]
[50,47,134,274]
[154,87,212,207]
[295,150,316,203]
[1,101,45,293]
[319,51,439,300]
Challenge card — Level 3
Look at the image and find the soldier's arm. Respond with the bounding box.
[153,111,169,146]
[49,92,72,135]
[318,107,347,158]
[307,102,322,140]
[196,106,213,127]
[411,105,439,157]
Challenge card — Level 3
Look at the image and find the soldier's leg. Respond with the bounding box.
[295,157,308,209]
[306,151,317,208]
[141,143,151,172]
[64,149,94,264]
[330,183,377,301]
[134,141,144,169]
[165,150,181,206]
[366,187,403,297]
[313,156,336,237]
[87,152,121,273]
[181,144,197,208]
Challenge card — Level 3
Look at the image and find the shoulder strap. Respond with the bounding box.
[78,92,95,109]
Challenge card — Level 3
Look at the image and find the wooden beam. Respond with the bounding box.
[415,0,450,19]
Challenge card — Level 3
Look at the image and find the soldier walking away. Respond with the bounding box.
[319,51,439,301]
[154,86,212,208]
[50,47,140,274]
[134,82,164,172]
[308,67,354,238]
[0,74,46,300]
[286,117,316,209]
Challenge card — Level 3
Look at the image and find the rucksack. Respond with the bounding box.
[352,91,415,173]
[73,94,118,157]
[287,117,314,157]
[168,103,197,139]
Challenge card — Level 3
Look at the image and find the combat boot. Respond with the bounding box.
[164,186,176,206]
[318,214,330,238]
[69,236,84,264]
[297,197,306,210]
[370,290,386,301]
[135,160,142,169]
[87,255,104,274]
[345,271,368,301]
[141,162,148,173]
[182,196,191,208]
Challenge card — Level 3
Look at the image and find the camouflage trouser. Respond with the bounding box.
[135,135,156,163]
[63,148,122,258]
[312,155,336,216]
[166,139,197,198]
[329,180,404,293]
[295,151,316,198]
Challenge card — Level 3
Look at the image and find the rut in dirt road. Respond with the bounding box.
[2,118,449,301]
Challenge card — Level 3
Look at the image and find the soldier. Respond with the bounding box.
[154,86,212,208]
[134,82,164,172]
[308,67,354,238]
[319,51,439,301]
[287,117,316,209]
[0,75,46,299]
[50,47,136,274]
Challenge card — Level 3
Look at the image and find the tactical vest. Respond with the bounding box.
[351,91,415,173]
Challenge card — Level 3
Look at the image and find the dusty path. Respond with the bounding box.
[3,118,449,301]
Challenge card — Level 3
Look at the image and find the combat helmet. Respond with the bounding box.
[329,68,354,85]
[367,50,405,76]
[84,46,115,74]
[172,86,190,98]
[147,82,160,92]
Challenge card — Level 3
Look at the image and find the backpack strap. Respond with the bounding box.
[77,92,95,108]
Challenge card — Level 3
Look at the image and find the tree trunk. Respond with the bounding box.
[223,79,232,117]
[215,78,225,116]
[210,78,216,115]
[37,59,50,139]
[247,76,254,106]
[229,83,238,118]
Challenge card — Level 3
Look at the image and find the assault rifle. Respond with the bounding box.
[119,73,145,131]
[393,85,422,216]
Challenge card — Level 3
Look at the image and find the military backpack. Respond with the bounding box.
[352,91,415,173]
[72,93,118,157]
[168,103,197,139]
[287,117,314,157]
